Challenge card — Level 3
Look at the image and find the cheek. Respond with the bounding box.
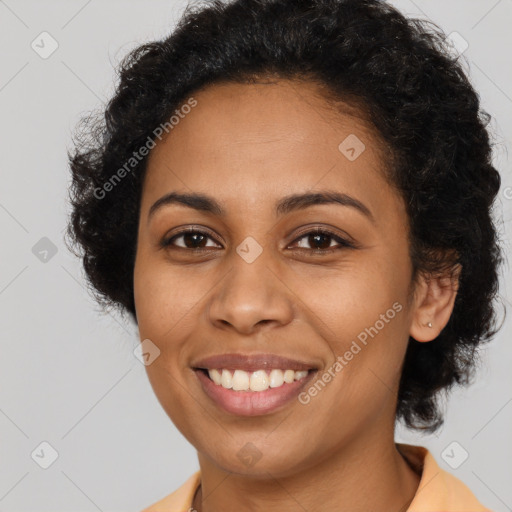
[289,257,406,339]
[290,260,410,399]
[294,302,409,445]
[144,361,202,449]
[134,255,207,340]
[134,259,204,440]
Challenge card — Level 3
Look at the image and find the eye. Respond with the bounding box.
[160,226,356,254]
[289,227,356,254]
[161,226,221,251]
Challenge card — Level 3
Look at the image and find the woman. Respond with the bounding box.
[66,0,504,510]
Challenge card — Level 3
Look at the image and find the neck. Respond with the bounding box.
[193,424,421,512]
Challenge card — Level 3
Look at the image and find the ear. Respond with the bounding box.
[409,263,462,342]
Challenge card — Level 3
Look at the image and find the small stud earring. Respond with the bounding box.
[427,322,433,328]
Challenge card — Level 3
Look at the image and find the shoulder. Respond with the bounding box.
[140,471,201,512]
[397,443,494,512]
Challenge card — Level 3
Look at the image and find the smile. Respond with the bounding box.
[192,353,318,416]
[208,368,309,391]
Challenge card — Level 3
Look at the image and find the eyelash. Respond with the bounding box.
[160,226,356,255]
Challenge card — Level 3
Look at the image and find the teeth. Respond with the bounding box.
[221,369,233,389]
[250,370,269,391]
[206,368,310,391]
[209,368,222,385]
[283,369,295,383]
[232,369,250,391]
[269,369,284,388]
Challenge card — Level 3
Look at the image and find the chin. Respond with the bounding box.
[198,439,312,479]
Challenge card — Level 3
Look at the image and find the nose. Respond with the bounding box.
[207,254,294,335]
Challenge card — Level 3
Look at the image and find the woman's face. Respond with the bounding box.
[133,80,419,476]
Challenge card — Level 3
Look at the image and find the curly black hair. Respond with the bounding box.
[65,0,505,432]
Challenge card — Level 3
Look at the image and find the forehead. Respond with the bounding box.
[143,80,396,216]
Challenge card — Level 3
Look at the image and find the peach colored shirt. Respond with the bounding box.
[141,443,492,512]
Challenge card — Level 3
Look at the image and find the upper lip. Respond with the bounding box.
[192,353,318,372]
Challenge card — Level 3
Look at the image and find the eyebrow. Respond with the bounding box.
[147,190,375,225]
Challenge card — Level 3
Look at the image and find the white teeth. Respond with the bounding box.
[207,368,310,391]
[269,369,284,388]
[283,369,295,383]
[250,370,269,391]
[232,369,250,391]
[209,368,222,385]
[221,369,233,389]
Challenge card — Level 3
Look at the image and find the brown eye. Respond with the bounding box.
[160,226,356,255]
[289,228,355,253]
[161,227,221,250]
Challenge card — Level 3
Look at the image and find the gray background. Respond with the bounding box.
[0,0,510,511]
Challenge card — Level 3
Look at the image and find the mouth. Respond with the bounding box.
[192,353,318,416]
[197,367,311,391]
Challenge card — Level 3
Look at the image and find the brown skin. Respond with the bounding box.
[133,80,459,512]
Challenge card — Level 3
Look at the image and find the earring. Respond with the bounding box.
[426,322,433,328]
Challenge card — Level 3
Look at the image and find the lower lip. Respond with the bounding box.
[194,369,316,416]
